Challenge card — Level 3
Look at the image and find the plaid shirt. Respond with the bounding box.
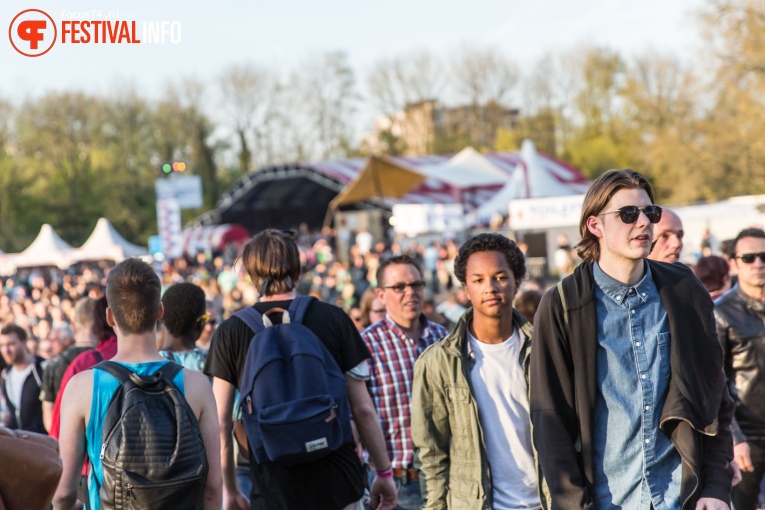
[361,315,449,469]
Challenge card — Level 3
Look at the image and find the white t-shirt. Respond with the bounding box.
[468,329,541,510]
[7,364,34,410]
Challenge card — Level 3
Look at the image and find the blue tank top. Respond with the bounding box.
[86,361,185,510]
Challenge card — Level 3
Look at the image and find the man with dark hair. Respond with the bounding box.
[361,255,449,509]
[532,169,734,510]
[205,229,397,510]
[0,323,45,433]
[714,227,765,510]
[53,259,222,510]
[40,297,98,432]
[160,282,208,372]
[412,233,548,509]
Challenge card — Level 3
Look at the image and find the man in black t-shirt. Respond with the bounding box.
[205,229,397,510]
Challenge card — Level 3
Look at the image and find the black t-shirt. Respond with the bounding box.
[204,298,371,510]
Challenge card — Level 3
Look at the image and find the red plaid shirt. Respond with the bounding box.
[361,315,449,469]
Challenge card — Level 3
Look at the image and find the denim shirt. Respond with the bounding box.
[591,262,682,510]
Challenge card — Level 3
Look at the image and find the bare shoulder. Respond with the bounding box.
[65,369,94,397]
[182,370,214,416]
[61,369,94,425]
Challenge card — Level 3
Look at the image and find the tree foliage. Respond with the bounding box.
[2,1,765,252]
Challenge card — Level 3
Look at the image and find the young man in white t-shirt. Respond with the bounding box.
[412,233,549,509]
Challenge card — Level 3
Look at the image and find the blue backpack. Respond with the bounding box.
[234,296,352,465]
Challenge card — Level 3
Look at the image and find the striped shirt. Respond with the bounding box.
[361,315,449,469]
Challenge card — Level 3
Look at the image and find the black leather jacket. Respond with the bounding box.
[714,285,765,442]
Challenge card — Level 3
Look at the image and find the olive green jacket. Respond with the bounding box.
[412,308,550,509]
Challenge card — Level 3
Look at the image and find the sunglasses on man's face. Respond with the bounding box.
[601,205,663,224]
[736,252,765,264]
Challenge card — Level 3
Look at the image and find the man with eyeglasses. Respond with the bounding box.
[714,227,765,510]
[532,169,734,510]
[361,255,449,509]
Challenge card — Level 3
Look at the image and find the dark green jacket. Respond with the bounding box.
[412,308,550,509]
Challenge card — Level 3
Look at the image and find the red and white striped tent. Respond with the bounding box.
[193,141,589,232]
[181,224,250,256]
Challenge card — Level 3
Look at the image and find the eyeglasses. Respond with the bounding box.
[197,312,210,324]
[381,281,426,294]
[736,252,765,264]
[601,205,662,224]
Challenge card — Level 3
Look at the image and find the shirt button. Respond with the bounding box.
[616,296,622,301]
[631,309,636,315]
[642,293,646,297]
[641,373,647,379]
[645,405,650,411]
[636,341,641,347]
[645,438,651,444]
[646,470,651,476]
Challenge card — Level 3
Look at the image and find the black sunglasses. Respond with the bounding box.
[736,252,765,264]
[601,205,663,224]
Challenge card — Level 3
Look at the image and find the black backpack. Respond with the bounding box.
[93,361,208,510]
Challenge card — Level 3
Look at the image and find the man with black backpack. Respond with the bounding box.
[52,258,222,510]
[205,229,397,510]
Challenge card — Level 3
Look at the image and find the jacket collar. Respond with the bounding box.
[734,284,765,315]
[441,307,533,363]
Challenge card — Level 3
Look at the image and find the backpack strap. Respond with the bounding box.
[94,360,183,389]
[233,307,267,335]
[156,361,184,384]
[287,296,314,325]
[93,361,135,385]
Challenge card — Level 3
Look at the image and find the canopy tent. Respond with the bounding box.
[191,142,589,231]
[71,218,149,262]
[330,146,509,209]
[475,140,591,223]
[13,224,74,269]
[181,224,250,256]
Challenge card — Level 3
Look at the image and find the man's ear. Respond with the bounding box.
[586,216,603,239]
[156,301,164,321]
[105,307,116,327]
[376,286,386,305]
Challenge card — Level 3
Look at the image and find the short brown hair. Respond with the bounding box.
[242,230,301,296]
[106,258,161,335]
[576,169,655,262]
[73,297,97,330]
[376,255,422,288]
[0,323,27,342]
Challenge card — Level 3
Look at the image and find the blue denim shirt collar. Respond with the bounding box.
[593,261,652,306]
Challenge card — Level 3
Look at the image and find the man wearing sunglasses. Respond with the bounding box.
[714,227,765,510]
[532,169,734,510]
[361,255,449,509]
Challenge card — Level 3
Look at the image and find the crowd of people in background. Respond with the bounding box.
[3,195,765,509]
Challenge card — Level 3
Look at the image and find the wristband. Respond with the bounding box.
[375,467,393,478]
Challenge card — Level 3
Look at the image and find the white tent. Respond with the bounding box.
[13,224,74,269]
[72,218,149,262]
[418,146,509,187]
[475,140,591,223]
